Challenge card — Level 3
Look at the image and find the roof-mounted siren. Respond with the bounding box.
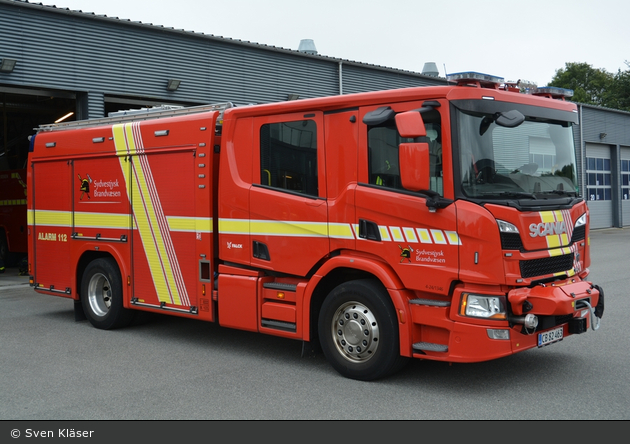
[533,86,574,101]
[446,71,505,89]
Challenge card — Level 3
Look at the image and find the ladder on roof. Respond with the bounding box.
[37,102,234,132]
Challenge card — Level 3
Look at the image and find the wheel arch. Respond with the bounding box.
[76,248,127,302]
[305,253,412,356]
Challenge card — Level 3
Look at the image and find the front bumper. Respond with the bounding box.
[408,279,604,363]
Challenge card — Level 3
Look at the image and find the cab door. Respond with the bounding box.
[249,112,329,276]
[355,101,458,296]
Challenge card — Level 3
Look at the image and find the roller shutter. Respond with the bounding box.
[621,147,630,226]
[585,143,613,229]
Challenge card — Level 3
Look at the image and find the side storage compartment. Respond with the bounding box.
[30,160,73,295]
[217,264,262,332]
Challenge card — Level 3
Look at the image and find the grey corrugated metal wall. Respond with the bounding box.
[576,105,630,228]
[0,0,445,116]
[3,1,630,228]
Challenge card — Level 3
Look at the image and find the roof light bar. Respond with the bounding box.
[447,71,505,89]
[533,86,574,100]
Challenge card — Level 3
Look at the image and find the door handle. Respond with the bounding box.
[359,219,381,241]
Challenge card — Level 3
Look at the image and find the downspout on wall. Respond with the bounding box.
[339,61,343,95]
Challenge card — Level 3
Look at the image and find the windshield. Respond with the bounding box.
[455,105,578,200]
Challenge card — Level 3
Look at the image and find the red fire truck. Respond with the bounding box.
[27,72,604,380]
[0,168,28,267]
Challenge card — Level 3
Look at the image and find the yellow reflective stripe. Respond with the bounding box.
[75,212,131,229]
[378,226,392,241]
[431,229,447,245]
[219,218,250,235]
[403,227,418,243]
[31,210,72,227]
[445,231,462,245]
[196,217,212,234]
[251,220,328,237]
[113,124,135,156]
[546,235,561,249]
[389,226,405,242]
[114,123,185,306]
[539,210,570,249]
[166,216,212,233]
[540,211,556,223]
[217,218,465,246]
[329,223,354,239]
[417,229,433,243]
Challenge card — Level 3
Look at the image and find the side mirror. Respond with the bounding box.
[395,111,427,139]
[399,142,430,192]
[480,109,525,136]
[496,109,525,128]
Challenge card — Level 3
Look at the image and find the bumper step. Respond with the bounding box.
[413,342,448,353]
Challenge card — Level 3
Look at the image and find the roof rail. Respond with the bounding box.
[37,102,234,132]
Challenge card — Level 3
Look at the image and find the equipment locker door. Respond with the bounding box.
[128,149,199,312]
[112,122,200,314]
[31,160,73,294]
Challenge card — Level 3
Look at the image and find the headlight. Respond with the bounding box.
[460,293,507,320]
[575,213,587,228]
[497,220,519,233]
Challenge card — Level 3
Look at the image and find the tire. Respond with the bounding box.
[80,257,135,330]
[318,279,408,381]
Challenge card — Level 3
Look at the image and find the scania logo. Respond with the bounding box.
[529,222,567,238]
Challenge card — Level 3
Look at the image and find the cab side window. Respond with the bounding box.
[368,125,406,189]
[260,119,318,197]
[367,109,443,195]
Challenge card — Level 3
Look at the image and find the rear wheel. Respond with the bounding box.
[80,257,134,330]
[318,279,408,381]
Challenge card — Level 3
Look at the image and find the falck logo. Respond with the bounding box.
[227,242,243,249]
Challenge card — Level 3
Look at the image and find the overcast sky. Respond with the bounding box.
[36,0,629,87]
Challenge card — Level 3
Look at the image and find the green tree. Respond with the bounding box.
[607,63,630,111]
[549,62,615,107]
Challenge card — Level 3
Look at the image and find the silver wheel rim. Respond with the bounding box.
[331,301,379,363]
[87,272,112,317]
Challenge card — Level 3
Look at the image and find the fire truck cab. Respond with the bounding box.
[27,73,604,380]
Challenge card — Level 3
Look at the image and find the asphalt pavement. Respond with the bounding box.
[1,228,629,421]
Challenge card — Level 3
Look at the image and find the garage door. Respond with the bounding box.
[585,143,613,229]
[622,147,630,226]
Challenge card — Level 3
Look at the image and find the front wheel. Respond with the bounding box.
[80,257,134,330]
[318,279,408,381]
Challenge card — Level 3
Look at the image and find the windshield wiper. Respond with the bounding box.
[496,191,538,199]
[545,189,577,197]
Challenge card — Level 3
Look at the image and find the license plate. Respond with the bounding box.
[538,326,564,347]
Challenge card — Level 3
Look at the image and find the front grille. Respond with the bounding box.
[520,253,574,278]
[501,232,523,250]
[571,225,586,243]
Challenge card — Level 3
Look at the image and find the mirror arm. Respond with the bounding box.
[419,189,453,212]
